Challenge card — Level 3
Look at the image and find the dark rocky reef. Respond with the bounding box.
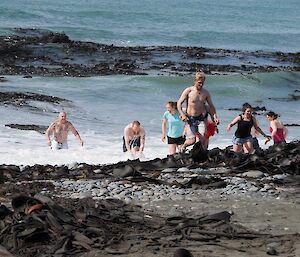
[1,141,298,184]
[5,124,48,134]
[0,91,70,112]
[0,28,299,77]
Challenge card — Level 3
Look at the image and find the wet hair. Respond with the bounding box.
[194,71,205,81]
[167,101,177,109]
[132,120,140,126]
[266,111,278,119]
[242,103,252,113]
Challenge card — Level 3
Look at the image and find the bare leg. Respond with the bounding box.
[182,137,196,150]
[243,142,254,153]
[233,144,243,152]
[168,144,177,155]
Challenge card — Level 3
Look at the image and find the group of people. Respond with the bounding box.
[45,72,288,158]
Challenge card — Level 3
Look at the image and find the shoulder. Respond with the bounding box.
[49,121,57,129]
[124,124,131,133]
[202,88,210,95]
[66,121,73,128]
[163,111,169,118]
[140,127,146,135]
[183,86,193,95]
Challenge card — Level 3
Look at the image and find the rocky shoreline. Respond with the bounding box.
[0,141,299,256]
[0,28,299,77]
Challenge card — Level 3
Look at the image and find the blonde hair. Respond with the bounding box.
[194,71,205,81]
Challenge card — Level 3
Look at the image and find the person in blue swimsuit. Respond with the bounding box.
[162,101,185,155]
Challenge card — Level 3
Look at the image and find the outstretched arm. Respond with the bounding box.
[226,116,240,131]
[253,117,270,139]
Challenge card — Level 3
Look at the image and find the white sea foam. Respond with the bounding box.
[0,73,299,166]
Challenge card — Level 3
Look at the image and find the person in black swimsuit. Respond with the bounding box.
[226,103,270,153]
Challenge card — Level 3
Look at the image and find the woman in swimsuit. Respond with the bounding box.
[265,111,288,144]
[227,103,270,153]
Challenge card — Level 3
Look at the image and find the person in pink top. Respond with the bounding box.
[265,111,288,145]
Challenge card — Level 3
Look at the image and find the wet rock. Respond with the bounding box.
[5,124,48,134]
[174,248,194,257]
[242,170,265,178]
[0,91,71,112]
[0,28,299,77]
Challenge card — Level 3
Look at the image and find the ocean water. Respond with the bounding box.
[0,0,299,52]
[0,72,299,165]
[0,1,299,165]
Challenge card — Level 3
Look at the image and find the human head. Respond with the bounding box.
[166,101,177,112]
[242,103,252,113]
[194,71,205,90]
[242,103,252,117]
[58,112,67,123]
[132,120,141,133]
[266,111,278,120]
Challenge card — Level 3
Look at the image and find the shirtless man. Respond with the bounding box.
[45,112,84,150]
[177,72,219,150]
[123,121,145,159]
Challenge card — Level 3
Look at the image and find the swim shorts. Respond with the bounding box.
[123,136,141,152]
[167,136,185,145]
[51,140,68,150]
[232,136,253,145]
[187,115,207,135]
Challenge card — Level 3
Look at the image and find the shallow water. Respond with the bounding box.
[0,72,299,165]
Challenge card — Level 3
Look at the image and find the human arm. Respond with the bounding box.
[177,88,190,121]
[139,129,145,152]
[226,116,240,131]
[69,123,84,146]
[45,123,54,146]
[124,127,133,153]
[162,118,167,142]
[283,124,288,139]
[206,92,219,125]
[253,117,271,139]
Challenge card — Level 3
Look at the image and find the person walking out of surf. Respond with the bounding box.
[162,101,185,155]
[226,103,270,153]
[45,111,84,150]
[265,111,288,145]
[123,120,145,160]
[177,71,219,151]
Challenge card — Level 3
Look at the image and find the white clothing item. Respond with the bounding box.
[51,140,68,150]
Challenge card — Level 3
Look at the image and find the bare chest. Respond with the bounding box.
[188,90,207,103]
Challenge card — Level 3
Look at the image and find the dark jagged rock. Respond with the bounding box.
[5,124,48,134]
[0,195,294,257]
[0,91,71,112]
[285,123,300,127]
[1,141,298,185]
[0,28,299,77]
[191,141,299,176]
[228,105,267,114]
